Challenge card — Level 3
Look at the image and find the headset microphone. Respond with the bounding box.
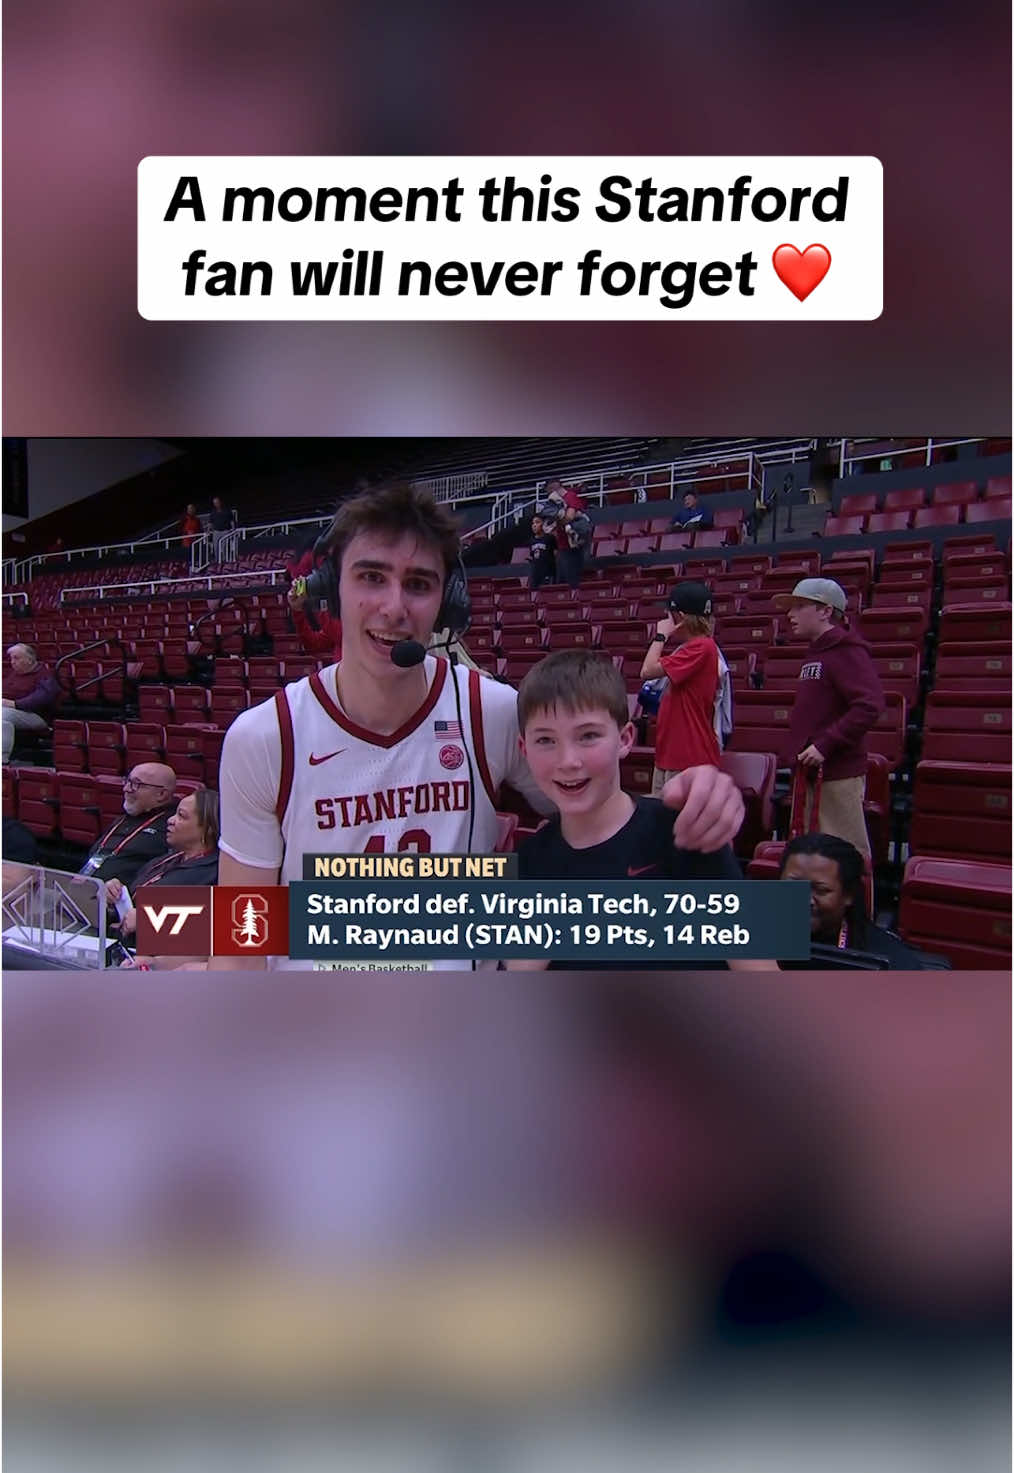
[390,640,428,668]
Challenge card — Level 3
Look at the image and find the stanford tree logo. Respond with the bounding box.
[231,893,271,948]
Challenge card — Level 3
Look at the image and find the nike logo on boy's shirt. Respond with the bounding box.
[308,749,347,765]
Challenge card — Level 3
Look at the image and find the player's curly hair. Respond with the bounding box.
[517,650,631,731]
[324,482,461,576]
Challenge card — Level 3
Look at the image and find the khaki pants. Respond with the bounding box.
[800,774,871,859]
[2,709,49,763]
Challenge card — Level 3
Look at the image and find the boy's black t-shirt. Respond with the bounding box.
[517,796,743,970]
[529,532,557,564]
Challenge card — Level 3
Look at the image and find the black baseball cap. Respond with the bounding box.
[668,581,713,616]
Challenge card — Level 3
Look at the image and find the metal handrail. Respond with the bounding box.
[58,568,289,604]
[191,598,251,654]
[838,436,993,477]
[2,591,29,609]
[54,637,129,699]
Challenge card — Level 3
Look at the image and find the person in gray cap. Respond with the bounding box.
[773,578,885,858]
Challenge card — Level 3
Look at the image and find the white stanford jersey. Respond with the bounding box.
[219,657,548,968]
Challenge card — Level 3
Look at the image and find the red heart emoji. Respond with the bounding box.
[772,243,831,301]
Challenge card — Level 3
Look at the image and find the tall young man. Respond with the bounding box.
[775,578,885,859]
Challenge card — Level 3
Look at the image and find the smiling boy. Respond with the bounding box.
[511,650,769,971]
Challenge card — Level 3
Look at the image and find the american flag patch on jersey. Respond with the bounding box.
[434,719,462,739]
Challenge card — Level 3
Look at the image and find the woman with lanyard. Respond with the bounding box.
[107,789,220,962]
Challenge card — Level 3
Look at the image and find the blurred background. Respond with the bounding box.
[3,0,1010,433]
[4,969,1010,1468]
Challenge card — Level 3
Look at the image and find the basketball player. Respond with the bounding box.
[217,485,745,969]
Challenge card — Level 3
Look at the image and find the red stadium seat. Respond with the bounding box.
[824,516,865,537]
[208,687,250,726]
[871,653,919,705]
[16,767,60,838]
[619,746,655,797]
[871,586,932,613]
[858,607,930,645]
[718,617,776,647]
[725,690,793,762]
[172,686,210,720]
[865,511,913,532]
[877,561,933,588]
[95,774,128,825]
[899,857,1011,968]
[124,723,166,767]
[934,651,1011,688]
[883,487,926,511]
[720,750,776,857]
[499,625,550,653]
[624,536,660,555]
[910,761,1011,862]
[85,721,125,778]
[984,476,1011,498]
[943,551,1007,581]
[839,493,878,517]
[138,685,172,723]
[866,692,907,771]
[913,504,962,528]
[775,551,821,576]
[937,603,1013,646]
[931,481,980,507]
[55,772,103,846]
[880,540,933,563]
[713,508,745,530]
[51,719,88,773]
[164,724,215,781]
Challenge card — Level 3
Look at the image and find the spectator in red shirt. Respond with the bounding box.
[639,581,722,794]
[180,503,202,550]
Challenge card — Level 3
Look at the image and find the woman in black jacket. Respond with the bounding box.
[105,788,220,941]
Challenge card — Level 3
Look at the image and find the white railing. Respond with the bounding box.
[2,591,29,609]
[411,471,489,502]
[58,568,289,604]
[838,437,993,477]
[190,532,214,573]
[12,533,199,585]
[2,559,19,587]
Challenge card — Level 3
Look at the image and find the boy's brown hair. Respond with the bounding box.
[676,612,715,638]
[325,483,461,576]
[517,650,631,731]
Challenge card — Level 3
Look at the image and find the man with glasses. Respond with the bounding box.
[79,763,178,887]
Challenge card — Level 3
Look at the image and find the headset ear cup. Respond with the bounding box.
[437,561,471,636]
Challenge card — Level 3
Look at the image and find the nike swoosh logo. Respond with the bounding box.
[627,864,658,877]
[309,749,347,765]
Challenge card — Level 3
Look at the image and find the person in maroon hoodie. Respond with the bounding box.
[774,579,885,858]
[2,644,61,764]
